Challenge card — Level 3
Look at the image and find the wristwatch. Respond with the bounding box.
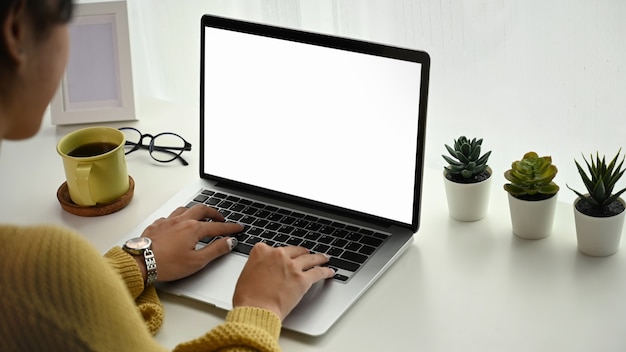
[123,237,158,285]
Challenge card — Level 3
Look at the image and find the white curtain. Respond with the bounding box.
[118,0,626,203]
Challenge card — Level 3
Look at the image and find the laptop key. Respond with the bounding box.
[217,200,234,209]
[242,206,258,215]
[281,216,296,225]
[359,236,383,247]
[267,213,284,222]
[332,238,348,248]
[194,195,209,203]
[319,226,335,235]
[301,240,316,250]
[292,219,309,229]
[292,229,307,238]
[359,245,376,255]
[240,215,256,224]
[334,273,349,281]
[328,257,360,272]
[231,204,245,212]
[340,250,367,264]
[286,237,302,246]
[274,234,290,243]
[228,213,243,221]
[256,210,271,219]
[313,243,330,253]
[327,247,343,257]
[206,197,221,206]
[260,230,276,239]
[277,225,294,234]
[373,232,388,239]
[246,237,262,245]
[266,222,281,231]
[252,219,269,227]
[318,235,334,244]
[233,242,254,255]
[346,242,361,252]
[247,227,263,236]
[345,232,362,241]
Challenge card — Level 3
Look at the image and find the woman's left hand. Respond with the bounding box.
[138,204,243,282]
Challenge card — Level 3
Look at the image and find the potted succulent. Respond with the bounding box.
[567,150,626,256]
[442,136,492,221]
[503,152,560,239]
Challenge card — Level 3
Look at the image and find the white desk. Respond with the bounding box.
[1,97,625,351]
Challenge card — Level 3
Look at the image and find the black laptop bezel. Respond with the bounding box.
[199,14,429,233]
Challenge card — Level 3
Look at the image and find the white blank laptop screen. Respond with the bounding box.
[203,26,422,225]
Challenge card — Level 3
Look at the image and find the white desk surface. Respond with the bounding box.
[1,98,625,351]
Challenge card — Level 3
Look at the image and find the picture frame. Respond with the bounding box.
[51,1,136,125]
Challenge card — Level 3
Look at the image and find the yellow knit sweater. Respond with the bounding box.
[0,225,282,351]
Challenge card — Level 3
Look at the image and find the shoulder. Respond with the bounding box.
[0,224,99,258]
[0,224,107,286]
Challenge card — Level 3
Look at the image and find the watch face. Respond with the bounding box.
[125,237,151,250]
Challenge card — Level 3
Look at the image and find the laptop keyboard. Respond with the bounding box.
[186,189,390,282]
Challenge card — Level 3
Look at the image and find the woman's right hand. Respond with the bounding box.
[232,243,336,320]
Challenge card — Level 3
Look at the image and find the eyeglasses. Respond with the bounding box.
[119,127,192,166]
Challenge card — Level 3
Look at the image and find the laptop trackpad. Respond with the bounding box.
[157,253,247,310]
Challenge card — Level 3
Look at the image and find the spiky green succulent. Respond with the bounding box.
[504,152,559,200]
[567,149,626,213]
[442,136,491,182]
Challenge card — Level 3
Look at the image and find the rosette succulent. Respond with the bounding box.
[442,136,492,183]
[504,152,559,201]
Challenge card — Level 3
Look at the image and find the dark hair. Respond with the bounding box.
[0,0,73,65]
[0,0,73,39]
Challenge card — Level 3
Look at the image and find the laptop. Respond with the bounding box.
[123,14,430,336]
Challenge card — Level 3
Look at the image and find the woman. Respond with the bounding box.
[0,0,335,350]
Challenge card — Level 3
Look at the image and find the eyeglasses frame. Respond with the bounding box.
[119,127,192,166]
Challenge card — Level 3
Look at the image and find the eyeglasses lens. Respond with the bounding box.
[121,128,142,154]
[151,133,186,162]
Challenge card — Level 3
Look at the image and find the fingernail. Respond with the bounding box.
[227,237,238,251]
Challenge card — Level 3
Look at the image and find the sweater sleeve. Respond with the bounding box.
[104,246,164,335]
[173,306,282,352]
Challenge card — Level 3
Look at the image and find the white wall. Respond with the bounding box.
[90,0,626,204]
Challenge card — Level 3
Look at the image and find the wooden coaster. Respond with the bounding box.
[57,176,135,217]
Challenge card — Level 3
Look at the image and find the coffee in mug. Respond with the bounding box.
[57,127,129,206]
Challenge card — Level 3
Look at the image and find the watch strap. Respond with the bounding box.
[143,248,157,285]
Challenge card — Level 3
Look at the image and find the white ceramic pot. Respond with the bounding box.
[443,168,492,222]
[507,193,558,240]
[573,197,626,256]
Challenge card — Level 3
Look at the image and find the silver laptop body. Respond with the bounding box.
[124,14,430,336]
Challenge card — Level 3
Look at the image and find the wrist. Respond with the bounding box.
[122,237,158,285]
[132,255,148,283]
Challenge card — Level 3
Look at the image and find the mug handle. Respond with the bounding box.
[76,162,94,206]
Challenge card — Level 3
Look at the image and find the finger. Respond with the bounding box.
[294,252,331,271]
[167,207,188,219]
[195,221,244,241]
[304,265,336,281]
[153,217,167,224]
[197,237,238,265]
[277,245,311,259]
[182,204,225,222]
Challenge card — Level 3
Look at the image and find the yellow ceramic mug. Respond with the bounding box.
[57,127,129,206]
